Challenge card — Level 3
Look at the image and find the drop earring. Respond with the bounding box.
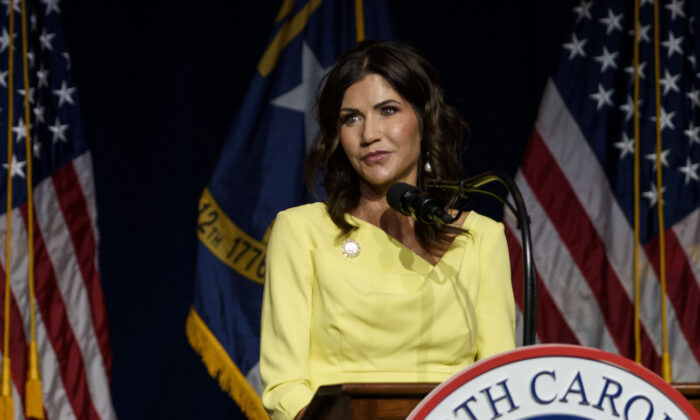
[423,152,433,174]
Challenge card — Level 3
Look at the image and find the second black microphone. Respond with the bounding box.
[386,182,452,225]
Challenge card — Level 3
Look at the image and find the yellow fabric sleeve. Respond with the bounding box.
[475,221,516,360]
[260,211,315,420]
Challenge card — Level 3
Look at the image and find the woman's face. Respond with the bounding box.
[338,73,422,196]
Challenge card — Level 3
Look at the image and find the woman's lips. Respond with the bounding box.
[363,151,390,162]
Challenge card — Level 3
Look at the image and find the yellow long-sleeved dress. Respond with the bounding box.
[260,202,515,420]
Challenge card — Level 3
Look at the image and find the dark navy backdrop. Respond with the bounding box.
[59,1,573,418]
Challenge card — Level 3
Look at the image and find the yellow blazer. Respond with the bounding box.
[260,202,515,420]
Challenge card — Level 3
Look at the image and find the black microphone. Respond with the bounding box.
[386,182,452,224]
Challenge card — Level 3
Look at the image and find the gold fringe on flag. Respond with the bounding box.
[19,0,43,416]
[1,0,16,417]
[25,342,42,418]
[632,0,642,367]
[257,0,323,77]
[354,0,365,42]
[275,0,296,23]
[185,308,268,420]
[0,358,12,420]
[652,0,672,383]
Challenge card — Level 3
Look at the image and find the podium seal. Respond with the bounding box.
[408,344,699,420]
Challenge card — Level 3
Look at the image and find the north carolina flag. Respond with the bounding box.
[186,1,392,417]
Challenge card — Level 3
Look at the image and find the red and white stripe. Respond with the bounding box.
[507,80,700,381]
[672,207,700,288]
[0,152,115,419]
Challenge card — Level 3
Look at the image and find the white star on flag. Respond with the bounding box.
[624,61,647,79]
[2,154,26,178]
[573,0,592,22]
[659,69,680,95]
[33,105,45,124]
[12,117,31,142]
[39,28,55,50]
[589,83,614,110]
[679,157,700,184]
[271,42,332,152]
[48,116,69,143]
[645,149,670,171]
[662,32,684,58]
[684,122,700,145]
[0,70,7,88]
[642,181,665,207]
[53,80,76,107]
[599,9,623,34]
[40,0,60,15]
[629,23,651,43]
[619,95,641,121]
[1,0,20,15]
[0,28,14,53]
[32,139,41,159]
[18,87,35,104]
[614,132,635,159]
[665,0,685,21]
[62,52,71,69]
[650,106,675,131]
[37,65,49,88]
[563,33,587,60]
[594,46,618,73]
[686,88,700,107]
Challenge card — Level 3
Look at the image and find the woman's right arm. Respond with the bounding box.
[260,211,315,420]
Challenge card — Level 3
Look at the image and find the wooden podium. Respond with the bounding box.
[301,382,700,419]
[301,383,435,420]
[676,383,700,414]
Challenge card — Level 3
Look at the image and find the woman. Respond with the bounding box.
[260,40,515,420]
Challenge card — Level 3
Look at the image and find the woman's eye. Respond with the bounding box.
[381,106,397,116]
[341,114,360,124]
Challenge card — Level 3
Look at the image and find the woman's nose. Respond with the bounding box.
[361,115,381,145]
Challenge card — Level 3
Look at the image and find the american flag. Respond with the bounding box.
[506,0,700,381]
[0,0,115,419]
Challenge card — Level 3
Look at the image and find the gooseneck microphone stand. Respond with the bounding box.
[429,171,537,346]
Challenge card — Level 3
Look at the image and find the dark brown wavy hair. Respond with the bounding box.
[305,40,469,253]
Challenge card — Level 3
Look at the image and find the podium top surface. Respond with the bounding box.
[316,383,438,397]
